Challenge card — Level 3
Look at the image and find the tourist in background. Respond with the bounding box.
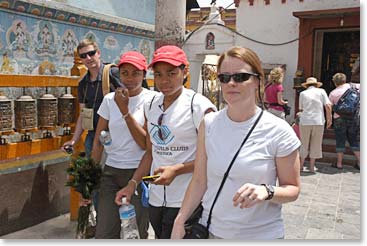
[298,77,332,173]
[329,73,360,170]
[61,39,122,157]
[264,66,288,120]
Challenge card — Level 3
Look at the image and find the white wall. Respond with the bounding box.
[184,24,236,91]
[235,0,359,118]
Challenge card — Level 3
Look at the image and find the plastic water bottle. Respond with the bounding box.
[119,197,140,239]
[99,130,112,146]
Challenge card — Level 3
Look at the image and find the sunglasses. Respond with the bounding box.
[79,50,97,59]
[218,72,259,83]
[157,113,165,140]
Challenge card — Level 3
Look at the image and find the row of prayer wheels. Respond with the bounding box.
[0,93,76,132]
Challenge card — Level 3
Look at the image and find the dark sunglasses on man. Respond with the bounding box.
[79,50,97,59]
[218,72,259,83]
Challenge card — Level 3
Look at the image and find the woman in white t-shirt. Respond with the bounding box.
[91,51,157,239]
[171,47,301,240]
[114,45,217,239]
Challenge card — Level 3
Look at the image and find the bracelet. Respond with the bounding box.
[129,179,138,190]
[123,112,129,119]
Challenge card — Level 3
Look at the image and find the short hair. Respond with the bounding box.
[332,73,346,86]
[268,67,284,84]
[76,39,99,54]
[217,46,265,105]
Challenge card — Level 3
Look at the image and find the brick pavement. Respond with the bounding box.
[1,162,360,240]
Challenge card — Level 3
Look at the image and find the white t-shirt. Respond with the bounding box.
[97,88,158,169]
[201,107,300,239]
[299,86,331,125]
[145,87,216,207]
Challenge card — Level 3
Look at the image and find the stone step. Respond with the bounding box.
[323,129,335,139]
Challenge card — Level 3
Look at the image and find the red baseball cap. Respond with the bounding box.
[118,51,147,71]
[148,45,188,68]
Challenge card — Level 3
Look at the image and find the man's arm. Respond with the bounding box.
[91,116,108,163]
[61,103,85,151]
[325,103,332,129]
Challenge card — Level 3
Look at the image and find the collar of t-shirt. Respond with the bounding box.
[85,61,104,83]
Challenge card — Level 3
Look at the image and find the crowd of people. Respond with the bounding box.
[61,39,360,240]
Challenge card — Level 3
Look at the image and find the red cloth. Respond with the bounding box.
[265,83,284,111]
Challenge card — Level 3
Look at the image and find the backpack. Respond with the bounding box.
[102,63,117,96]
[333,83,360,120]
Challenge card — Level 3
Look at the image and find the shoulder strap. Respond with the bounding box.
[148,95,156,111]
[191,92,198,133]
[349,82,359,93]
[191,92,197,115]
[102,64,117,96]
[205,110,264,230]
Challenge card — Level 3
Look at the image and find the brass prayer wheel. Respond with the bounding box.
[58,93,76,125]
[15,95,37,131]
[38,94,58,128]
[0,95,13,132]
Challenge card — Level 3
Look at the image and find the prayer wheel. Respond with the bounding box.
[38,94,58,128]
[58,93,76,125]
[15,95,37,131]
[0,95,13,132]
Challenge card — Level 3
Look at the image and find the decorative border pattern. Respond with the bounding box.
[0,0,155,38]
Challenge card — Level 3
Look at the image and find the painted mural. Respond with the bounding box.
[0,10,155,76]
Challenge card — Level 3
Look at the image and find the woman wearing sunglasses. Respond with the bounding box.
[114,45,216,239]
[172,47,301,239]
[91,51,158,238]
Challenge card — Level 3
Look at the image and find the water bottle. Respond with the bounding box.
[119,197,140,239]
[99,130,112,146]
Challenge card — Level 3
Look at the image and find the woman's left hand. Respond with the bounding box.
[232,183,268,208]
[171,221,186,239]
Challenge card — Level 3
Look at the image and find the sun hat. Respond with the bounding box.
[118,51,147,71]
[148,45,188,68]
[301,77,323,88]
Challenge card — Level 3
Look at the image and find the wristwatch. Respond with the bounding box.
[261,184,275,200]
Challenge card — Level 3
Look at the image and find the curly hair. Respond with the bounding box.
[268,67,284,84]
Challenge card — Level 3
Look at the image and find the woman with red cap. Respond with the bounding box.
[91,51,157,239]
[115,45,217,238]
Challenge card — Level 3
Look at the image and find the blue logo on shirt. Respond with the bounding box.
[150,124,174,145]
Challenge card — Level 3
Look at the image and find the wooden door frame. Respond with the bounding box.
[293,7,360,79]
[292,7,359,113]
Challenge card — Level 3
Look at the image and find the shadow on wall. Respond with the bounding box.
[0,162,70,236]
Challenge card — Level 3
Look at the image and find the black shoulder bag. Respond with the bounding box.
[184,110,263,239]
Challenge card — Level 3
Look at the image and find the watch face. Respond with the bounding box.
[265,184,274,200]
[268,185,274,193]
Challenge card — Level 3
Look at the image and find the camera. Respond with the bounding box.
[64,145,73,154]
